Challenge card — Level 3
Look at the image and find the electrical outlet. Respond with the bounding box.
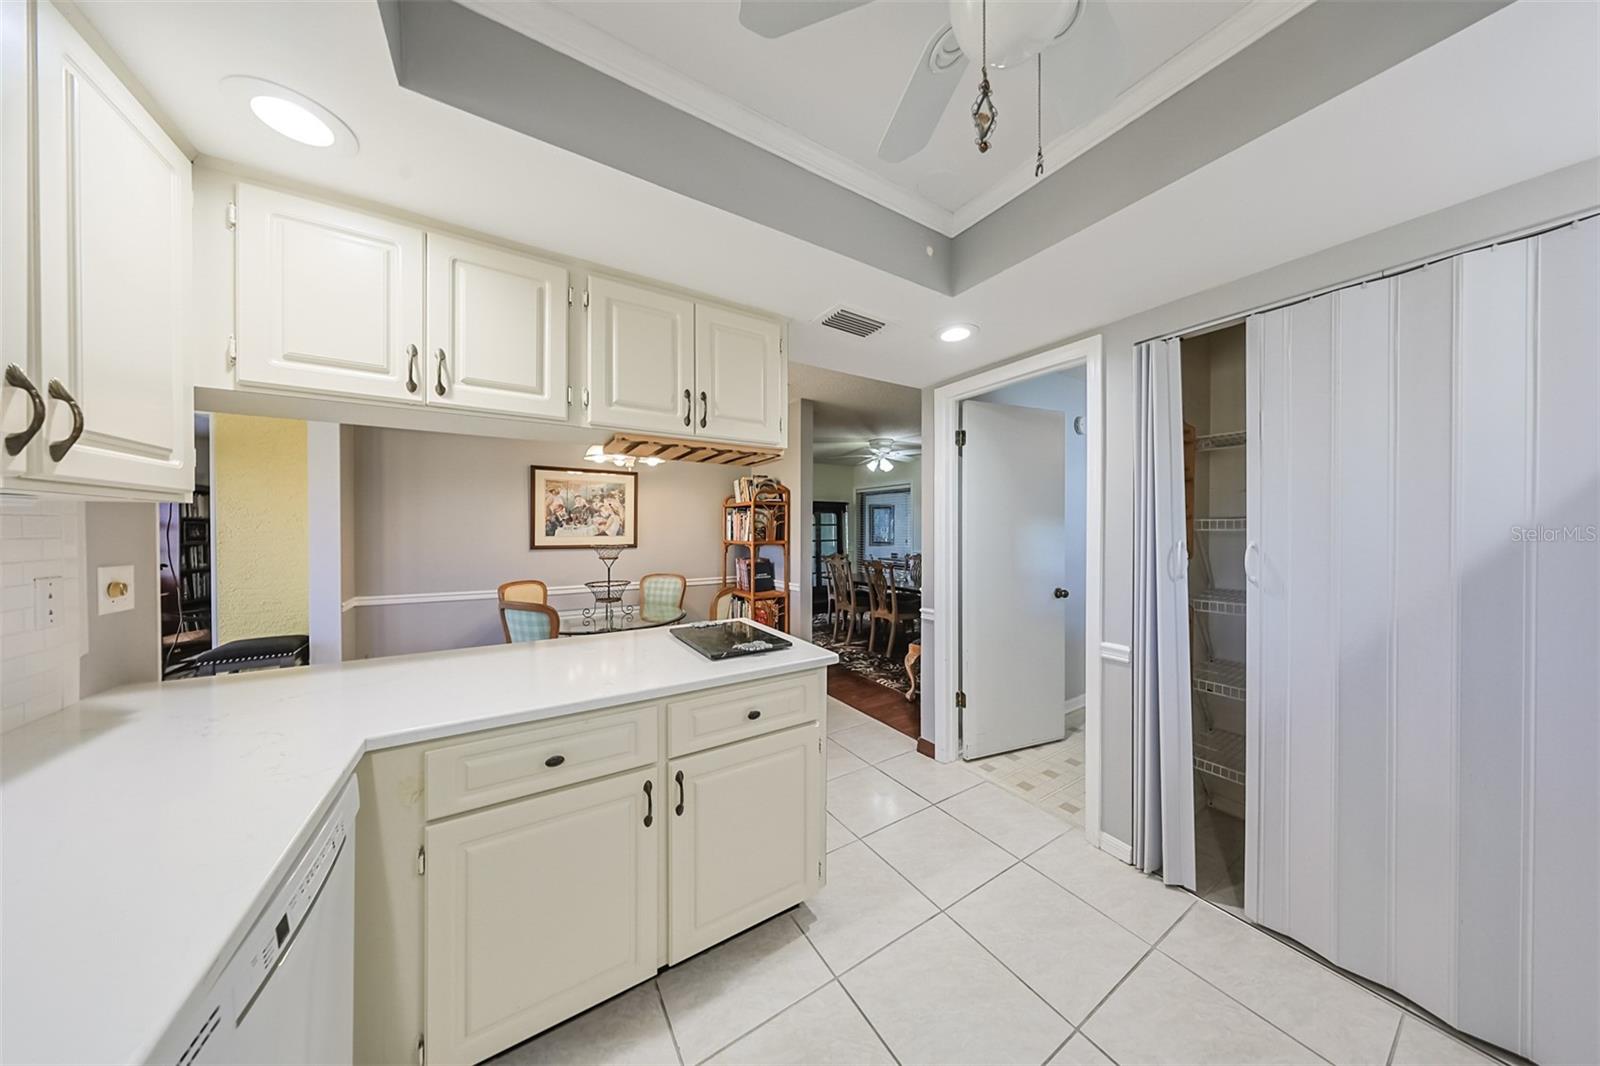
[98,565,135,616]
[33,577,62,629]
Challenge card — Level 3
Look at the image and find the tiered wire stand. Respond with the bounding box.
[582,546,634,630]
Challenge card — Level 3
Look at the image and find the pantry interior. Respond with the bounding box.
[1180,323,1249,913]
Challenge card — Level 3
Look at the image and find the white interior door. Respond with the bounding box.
[425,233,568,420]
[586,275,694,434]
[694,303,783,445]
[32,0,192,494]
[959,399,1068,758]
[235,184,424,403]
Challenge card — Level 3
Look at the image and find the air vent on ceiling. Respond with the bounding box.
[819,306,886,339]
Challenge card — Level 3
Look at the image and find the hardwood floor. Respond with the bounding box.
[827,664,921,740]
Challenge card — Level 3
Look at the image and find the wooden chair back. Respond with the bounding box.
[639,573,687,620]
[498,579,548,607]
[864,560,894,616]
[499,601,560,642]
[709,586,738,620]
[906,553,922,589]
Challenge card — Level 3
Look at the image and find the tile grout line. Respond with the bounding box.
[653,979,688,1066]
[1385,1014,1405,1066]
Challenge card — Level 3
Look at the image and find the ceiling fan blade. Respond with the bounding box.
[877,24,969,164]
[738,0,875,39]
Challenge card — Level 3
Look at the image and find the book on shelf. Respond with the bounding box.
[724,507,775,542]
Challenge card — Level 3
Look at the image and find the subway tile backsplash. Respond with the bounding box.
[1,497,84,733]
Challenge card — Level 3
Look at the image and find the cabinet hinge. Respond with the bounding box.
[225,335,237,370]
[818,860,824,879]
[582,290,591,309]
[225,202,237,230]
[955,429,967,451]
[417,1033,425,1066]
[416,845,426,877]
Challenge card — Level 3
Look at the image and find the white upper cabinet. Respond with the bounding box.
[0,0,192,498]
[695,303,784,446]
[425,233,568,421]
[586,275,695,435]
[236,183,425,404]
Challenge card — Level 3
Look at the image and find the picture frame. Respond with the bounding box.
[868,504,895,546]
[530,466,639,549]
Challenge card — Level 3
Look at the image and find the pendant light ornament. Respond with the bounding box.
[971,0,996,153]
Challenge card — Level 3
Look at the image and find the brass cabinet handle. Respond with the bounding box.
[674,770,685,816]
[434,349,448,396]
[405,344,419,393]
[643,779,654,828]
[46,379,84,462]
[698,390,707,429]
[683,388,692,428]
[4,364,45,456]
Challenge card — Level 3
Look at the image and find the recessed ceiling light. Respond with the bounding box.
[939,323,977,343]
[222,76,359,155]
[249,96,334,147]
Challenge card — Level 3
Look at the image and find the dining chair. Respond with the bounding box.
[639,573,687,621]
[828,555,869,643]
[498,579,549,607]
[906,553,923,590]
[709,585,738,620]
[500,601,561,642]
[865,560,919,659]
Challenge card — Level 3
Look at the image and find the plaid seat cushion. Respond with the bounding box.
[640,576,685,621]
[504,608,555,642]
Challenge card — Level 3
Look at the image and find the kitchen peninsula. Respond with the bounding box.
[0,623,834,1065]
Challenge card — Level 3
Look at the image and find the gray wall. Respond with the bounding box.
[80,502,160,697]
[763,398,814,638]
[346,427,757,658]
[930,158,1600,846]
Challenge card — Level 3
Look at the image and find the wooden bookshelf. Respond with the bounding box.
[722,482,790,631]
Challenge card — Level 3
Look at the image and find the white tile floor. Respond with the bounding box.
[490,699,1513,1066]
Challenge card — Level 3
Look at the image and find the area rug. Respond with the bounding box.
[811,615,916,696]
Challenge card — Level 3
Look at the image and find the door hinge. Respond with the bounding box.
[955,690,967,709]
[225,335,237,370]
[225,202,237,230]
[955,429,967,450]
[416,1033,425,1066]
[582,289,591,309]
[416,845,426,877]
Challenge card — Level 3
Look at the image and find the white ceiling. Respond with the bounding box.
[471,0,1266,234]
[77,0,1599,390]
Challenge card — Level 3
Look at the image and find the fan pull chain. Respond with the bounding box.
[971,0,997,153]
[1035,53,1044,178]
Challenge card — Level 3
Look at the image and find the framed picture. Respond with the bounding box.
[531,466,639,549]
[868,504,895,546]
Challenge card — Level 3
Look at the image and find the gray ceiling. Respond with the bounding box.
[377,0,1507,296]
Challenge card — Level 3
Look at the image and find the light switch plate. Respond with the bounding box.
[98,565,135,616]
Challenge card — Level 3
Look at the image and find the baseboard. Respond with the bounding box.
[1098,833,1134,864]
[1064,695,1086,730]
[916,737,935,758]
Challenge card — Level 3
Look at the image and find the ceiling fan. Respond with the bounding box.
[739,0,1124,164]
[860,438,916,473]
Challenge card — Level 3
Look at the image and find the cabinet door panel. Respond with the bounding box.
[426,768,658,1065]
[668,724,821,963]
[695,304,784,445]
[32,1,191,494]
[236,183,424,403]
[587,276,694,434]
[426,233,568,421]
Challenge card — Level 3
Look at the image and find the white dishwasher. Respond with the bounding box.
[151,777,359,1065]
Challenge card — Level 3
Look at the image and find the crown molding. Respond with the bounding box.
[459,0,959,236]
[461,0,1308,240]
[951,0,1314,232]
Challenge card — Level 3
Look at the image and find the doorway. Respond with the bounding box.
[931,335,1105,838]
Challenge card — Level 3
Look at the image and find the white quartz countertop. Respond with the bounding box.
[0,624,835,1065]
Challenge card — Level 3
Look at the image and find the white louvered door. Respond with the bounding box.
[1247,218,1599,1065]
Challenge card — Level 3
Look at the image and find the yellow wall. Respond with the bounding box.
[212,414,308,644]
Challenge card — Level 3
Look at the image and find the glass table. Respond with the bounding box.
[569,607,686,635]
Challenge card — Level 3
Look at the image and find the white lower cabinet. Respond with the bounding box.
[424,767,659,1066]
[667,723,823,964]
[356,671,827,1066]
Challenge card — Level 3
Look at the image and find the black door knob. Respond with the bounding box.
[1053,587,1070,599]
